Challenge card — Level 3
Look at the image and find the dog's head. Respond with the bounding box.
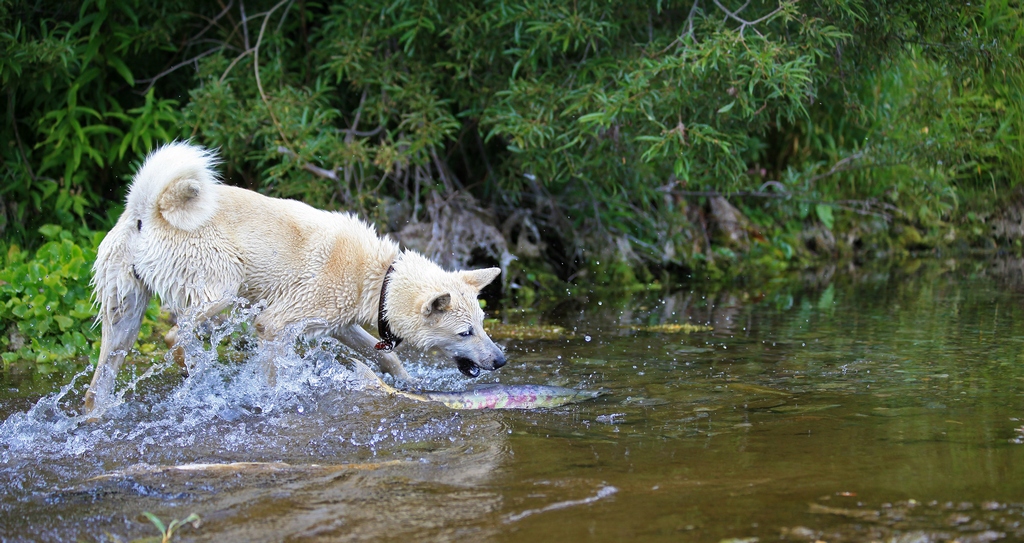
[387,254,506,377]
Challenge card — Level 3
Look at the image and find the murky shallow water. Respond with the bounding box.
[2,259,1024,542]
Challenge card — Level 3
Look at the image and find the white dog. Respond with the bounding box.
[85,142,506,415]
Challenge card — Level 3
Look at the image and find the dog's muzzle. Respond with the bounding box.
[455,355,506,378]
[456,357,481,377]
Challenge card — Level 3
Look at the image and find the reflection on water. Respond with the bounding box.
[2,258,1024,542]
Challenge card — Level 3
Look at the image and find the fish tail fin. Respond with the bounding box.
[347,357,398,394]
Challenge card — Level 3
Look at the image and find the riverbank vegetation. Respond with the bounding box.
[1,0,1022,366]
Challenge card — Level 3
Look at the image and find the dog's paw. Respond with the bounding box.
[394,375,422,390]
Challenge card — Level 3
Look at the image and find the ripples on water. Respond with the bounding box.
[3,261,1024,542]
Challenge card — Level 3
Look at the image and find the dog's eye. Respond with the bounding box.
[137,220,142,231]
[458,328,474,337]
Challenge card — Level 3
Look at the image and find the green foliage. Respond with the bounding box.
[176,0,1021,276]
[0,225,159,372]
[0,0,1018,370]
[0,225,99,370]
[1,0,190,243]
[790,0,1024,225]
[172,0,861,272]
[1,0,1022,303]
[133,512,200,543]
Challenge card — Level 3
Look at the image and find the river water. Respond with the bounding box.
[2,259,1023,542]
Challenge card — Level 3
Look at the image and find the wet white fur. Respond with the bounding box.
[86,142,503,415]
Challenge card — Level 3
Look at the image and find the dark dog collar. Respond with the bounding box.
[375,264,402,351]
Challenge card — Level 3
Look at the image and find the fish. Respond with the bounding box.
[350,358,606,409]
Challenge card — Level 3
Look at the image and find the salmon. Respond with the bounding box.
[350,359,605,409]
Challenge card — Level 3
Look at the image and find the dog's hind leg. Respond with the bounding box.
[163,298,236,374]
[337,324,417,384]
[84,285,151,417]
[164,324,187,373]
[85,216,153,417]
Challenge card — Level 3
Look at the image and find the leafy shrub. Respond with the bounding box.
[0,225,158,372]
[0,0,190,245]
[2,0,1022,293]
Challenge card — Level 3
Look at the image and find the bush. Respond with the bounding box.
[0,0,190,245]
[0,225,158,372]
[2,0,1022,293]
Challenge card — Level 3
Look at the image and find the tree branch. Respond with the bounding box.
[710,0,784,37]
[653,0,702,56]
[219,1,291,83]
[136,2,234,92]
[685,0,701,39]
[254,0,294,148]
[219,46,254,83]
[138,47,222,93]
[806,150,865,184]
[276,146,338,181]
[192,0,235,43]
[347,89,366,142]
[240,0,251,51]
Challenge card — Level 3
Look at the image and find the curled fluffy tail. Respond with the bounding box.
[87,142,219,415]
[127,142,221,232]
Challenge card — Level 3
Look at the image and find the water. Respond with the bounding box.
[2,259,1024,542]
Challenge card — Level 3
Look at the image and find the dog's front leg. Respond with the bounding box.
[84,286,152,417]
[338,324,417,384]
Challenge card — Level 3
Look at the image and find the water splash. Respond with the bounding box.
[0,303,482,502]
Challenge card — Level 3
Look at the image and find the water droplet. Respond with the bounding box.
[584,335,592,342]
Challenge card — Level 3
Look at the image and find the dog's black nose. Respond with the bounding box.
[492,355,506,369]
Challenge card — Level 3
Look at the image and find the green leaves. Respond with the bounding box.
[0,225,159,371]
[2,0,189,245]
[0,226,97,368]
[139,511,201,543]
[815,204,835,230]
[115,88,181,159]
[3,0,1022,295]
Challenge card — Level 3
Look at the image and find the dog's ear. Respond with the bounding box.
[459,268,501,291]
[421,292,451,316]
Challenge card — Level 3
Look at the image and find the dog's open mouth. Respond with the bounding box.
[455,357,481,378]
